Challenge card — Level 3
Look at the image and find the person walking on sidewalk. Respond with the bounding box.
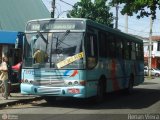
[0,56,9,99]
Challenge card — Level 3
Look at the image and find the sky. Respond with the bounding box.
[42,0,160,38]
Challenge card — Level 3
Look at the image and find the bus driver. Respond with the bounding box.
[33,49,48,63]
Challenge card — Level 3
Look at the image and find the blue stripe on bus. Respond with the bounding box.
[64,70,71,76]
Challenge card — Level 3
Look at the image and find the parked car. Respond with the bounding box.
[144,66,160,77]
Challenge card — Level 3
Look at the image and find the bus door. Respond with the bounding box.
[85,31,98,97]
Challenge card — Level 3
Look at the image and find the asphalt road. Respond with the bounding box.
[0,77,160,120]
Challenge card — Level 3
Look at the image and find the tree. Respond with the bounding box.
[111,0,160,20]
[67,0,113,27]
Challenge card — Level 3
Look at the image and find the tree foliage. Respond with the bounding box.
[67,0,113,27]
[111,0,160,20]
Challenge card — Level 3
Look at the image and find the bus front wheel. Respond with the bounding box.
[125,75,134,94]
[95,79,106,102]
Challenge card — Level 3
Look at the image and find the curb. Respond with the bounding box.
[144,76,155,80]
[0,96,43,109]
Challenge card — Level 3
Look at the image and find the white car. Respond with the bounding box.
[144,66,160,77]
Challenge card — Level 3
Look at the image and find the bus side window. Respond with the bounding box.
[140,44,144,60]
[136,43,139,60]
[116,38,123,59]
[108,35,115,58]
[131,42,136,60]
[124,40,131,60]
[86,33,98,69]
[99,32,107,58]
[136,43,143,60]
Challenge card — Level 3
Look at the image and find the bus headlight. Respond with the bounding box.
[68,82,72,86]
[30,80,33,84]
[25,79,28,83]
[74,81,79,85]
[65,80,81,86]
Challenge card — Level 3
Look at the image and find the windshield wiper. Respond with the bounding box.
[56,30,70,49]
[37,31,48,44]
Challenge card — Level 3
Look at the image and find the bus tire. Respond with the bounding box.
[125,75,134,94]
[43,96,56,104]
[155,73,159,77]
[95,78,106,103]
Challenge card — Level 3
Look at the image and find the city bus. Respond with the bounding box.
[21,18,144,102]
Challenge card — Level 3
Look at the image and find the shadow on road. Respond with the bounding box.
[34,88,160,110]
[141,82,158,85]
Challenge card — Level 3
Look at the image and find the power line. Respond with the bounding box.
[119,17,160,33]
[118,24,148,33]
[59,0,74,7]
[118,24,160,34]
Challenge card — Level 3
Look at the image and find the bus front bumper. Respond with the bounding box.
[20,84,86,98]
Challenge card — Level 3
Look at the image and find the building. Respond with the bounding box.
[0,0,50,31]
[0,31,23,64]
[0,0,50,65]
[143,36,160,68]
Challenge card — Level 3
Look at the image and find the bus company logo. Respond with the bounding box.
[64,70,78,77]
[2,114,8,120]
[24,70,34,75]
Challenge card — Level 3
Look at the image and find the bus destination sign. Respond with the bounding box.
[26,20,85,31]
[45,22,76,30]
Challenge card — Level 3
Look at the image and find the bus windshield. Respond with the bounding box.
[24,32,84,69]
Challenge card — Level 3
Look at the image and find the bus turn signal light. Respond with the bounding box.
[79,81,86,86]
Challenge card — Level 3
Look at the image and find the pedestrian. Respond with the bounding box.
[0,56,9,99]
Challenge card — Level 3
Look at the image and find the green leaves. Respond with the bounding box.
[110,0,159,20]
[67,0,113,27]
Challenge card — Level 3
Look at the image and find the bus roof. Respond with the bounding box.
[85,19,143,43]
[27,18,88,22]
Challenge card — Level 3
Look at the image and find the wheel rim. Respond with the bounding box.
[155,73,159,77]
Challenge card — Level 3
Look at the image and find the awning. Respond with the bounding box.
[0,31,21,44]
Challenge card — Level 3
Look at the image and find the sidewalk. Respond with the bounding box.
[0,93,42,108]
[144,76,155,80]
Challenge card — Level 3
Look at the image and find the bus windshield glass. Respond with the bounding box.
[24,32,84,69]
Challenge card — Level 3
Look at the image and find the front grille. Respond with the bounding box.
[33,80,65,87]
[37,87,61,94]
[33,75,65,87]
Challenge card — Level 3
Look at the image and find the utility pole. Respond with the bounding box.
[125,14,128,33]
[148,15,153,77]
[115,4,119,29]
[51,0,56,18]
